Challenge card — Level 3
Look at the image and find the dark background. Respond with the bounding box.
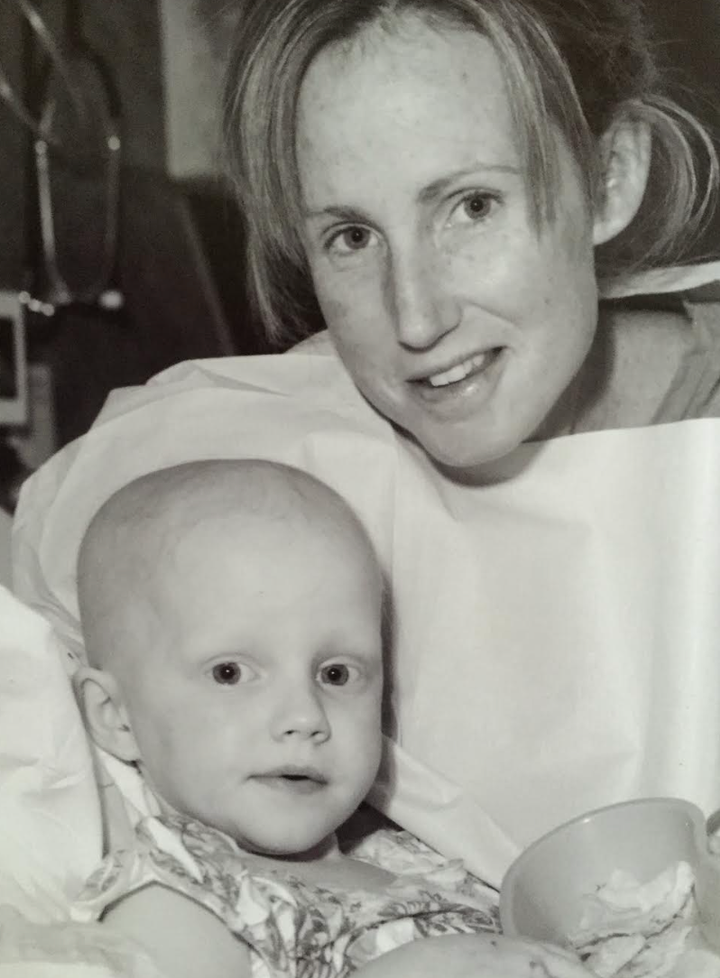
[0,0,266,457]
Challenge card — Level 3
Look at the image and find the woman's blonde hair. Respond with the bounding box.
[222,0,718,344]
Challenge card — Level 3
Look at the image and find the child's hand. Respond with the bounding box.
[353,933,595,978]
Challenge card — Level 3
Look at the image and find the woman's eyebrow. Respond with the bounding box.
[416,164,521,204]
[303,204,370,222]
[303,164,521,220]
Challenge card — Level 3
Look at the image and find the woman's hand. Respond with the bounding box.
[353,933,594,978]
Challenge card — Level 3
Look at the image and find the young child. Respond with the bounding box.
[73,459,592,978]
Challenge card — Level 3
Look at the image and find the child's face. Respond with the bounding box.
[115,506,384,857]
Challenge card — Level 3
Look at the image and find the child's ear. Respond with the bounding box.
[592,114,651,246]
[73,666,140,763]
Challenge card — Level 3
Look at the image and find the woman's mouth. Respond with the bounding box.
[425,351,494,388]
[413,348,504,399]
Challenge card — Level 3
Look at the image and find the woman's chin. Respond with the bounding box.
[406,416,531,474]
[379,372,543,471]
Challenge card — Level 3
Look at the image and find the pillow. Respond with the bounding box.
[0,586,102,922]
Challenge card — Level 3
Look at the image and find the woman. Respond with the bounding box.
[223,0,720,452]
[12,0,720,891]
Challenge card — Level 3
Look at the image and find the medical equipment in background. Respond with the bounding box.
[0,0,123,513]
[0,0,274,514]
[0,0,113,511]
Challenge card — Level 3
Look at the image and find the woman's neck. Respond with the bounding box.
[536,300,690,439]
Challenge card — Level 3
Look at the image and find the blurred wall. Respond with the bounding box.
[159,0,235,180]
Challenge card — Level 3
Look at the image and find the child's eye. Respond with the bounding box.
[211,662,244,685]
[318,662,360,687]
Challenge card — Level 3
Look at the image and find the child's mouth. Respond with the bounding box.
[253,767,328,793]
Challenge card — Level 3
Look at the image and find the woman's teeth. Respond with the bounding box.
[427,352,489,388]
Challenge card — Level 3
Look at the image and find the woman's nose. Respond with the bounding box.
[387,246,460,350]
[270,682,331,743]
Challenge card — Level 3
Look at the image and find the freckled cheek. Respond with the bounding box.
[462,224,591,327]
[311,255,386,328]
[317,288,390,367]
[544,208,597,290]
[447,226,534,299]
[316,292,351,334]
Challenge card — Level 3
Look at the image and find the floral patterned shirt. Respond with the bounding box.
[72,815,500,978]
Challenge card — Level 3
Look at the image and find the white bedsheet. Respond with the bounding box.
[0,586,101,922]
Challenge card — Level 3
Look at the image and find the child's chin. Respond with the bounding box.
[245,827,335,860]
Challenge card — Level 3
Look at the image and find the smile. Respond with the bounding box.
[413,347,505,396]
[405,345,507,423]
[426,351,492,388]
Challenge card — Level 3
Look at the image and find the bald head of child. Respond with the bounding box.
[75,459,386,857]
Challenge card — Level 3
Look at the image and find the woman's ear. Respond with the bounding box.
[592,115,651,246]
[74,666,140,763]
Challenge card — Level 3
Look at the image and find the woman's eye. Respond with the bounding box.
[211,662,244,685]
[326,226,376,255]
[452,191,497,224]
[318,662,359,687]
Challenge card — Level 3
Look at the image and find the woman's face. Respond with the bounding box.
[296,16,602,467]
